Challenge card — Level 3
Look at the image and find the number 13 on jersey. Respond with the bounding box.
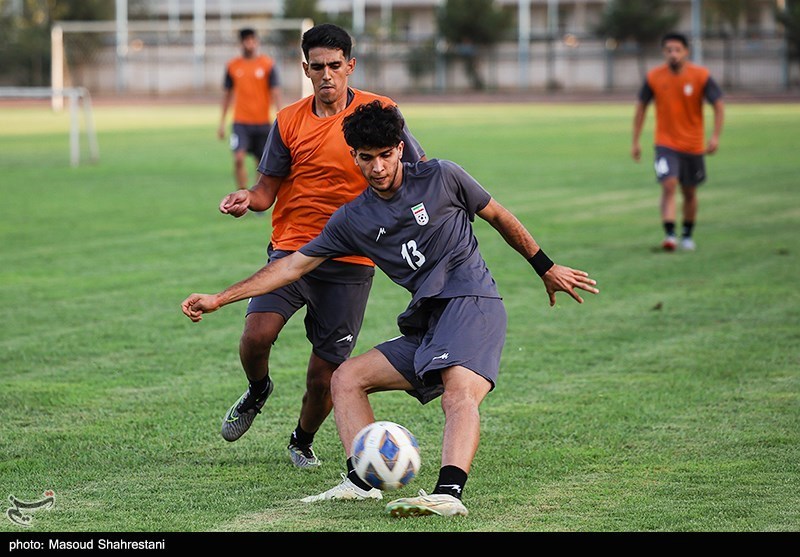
[401,240,426,271]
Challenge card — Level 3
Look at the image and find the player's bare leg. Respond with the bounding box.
[680,184,698,250]
[287,353,337,467]
[386,365,484,518]
[220,312,284,442]
[301,349,410,503]
[233,150,248,189]
[660,176,679,250]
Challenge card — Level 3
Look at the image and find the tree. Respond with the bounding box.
[0,0,116,86]
[595,0,680,79]
[776,0,800,77]
[435,0,511,90]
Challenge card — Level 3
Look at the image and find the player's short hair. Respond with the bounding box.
[661,32,688,48]
[342,100,404,151]
[239,28,256,41]
[302,23,352,61]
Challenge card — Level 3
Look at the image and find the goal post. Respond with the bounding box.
[0,87,99,168]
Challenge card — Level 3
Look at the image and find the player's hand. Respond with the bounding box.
[541,264,599,306]
[181,294,221,322]
[706,136,720,155]
[219,189,250,217]
[217,124,225,140]
[631,143,641,162]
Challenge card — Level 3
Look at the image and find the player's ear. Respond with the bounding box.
[397,141,404,158]
[346,57,356,75]
[302,61,309,77]
[350,149,358,164]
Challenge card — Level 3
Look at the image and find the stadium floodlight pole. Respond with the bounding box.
[691,0,703,64]
[518,0,531,90]
[115,0,128,93]
[193,0,206,91]
[353,0,366,36]
[546,0,559,90]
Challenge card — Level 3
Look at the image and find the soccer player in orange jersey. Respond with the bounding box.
[631,32,724,252]
[218,28,282,190]
[214,24,425,468]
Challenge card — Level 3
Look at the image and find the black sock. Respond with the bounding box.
[682,221,694,239]
[346,457,373,491]
[664,221,676,237]
[432,465,468,499]
[290,421,315,447]
[249,376,271,396]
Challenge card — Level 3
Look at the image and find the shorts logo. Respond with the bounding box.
[655,157,669,177]
[336,334,354,343]
[411,203,429,226]
[432,352,449,361]
[376,227,387,241]
[683,83,694,96]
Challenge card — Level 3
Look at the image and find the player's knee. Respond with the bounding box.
[331,361,368,394]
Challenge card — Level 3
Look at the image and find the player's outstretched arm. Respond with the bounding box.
[219,173,281,217]
[181,252,326,322]
[477,199,598,306]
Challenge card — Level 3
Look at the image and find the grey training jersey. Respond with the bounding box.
[299,159,500,333]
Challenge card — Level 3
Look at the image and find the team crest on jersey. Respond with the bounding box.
[411,203,429,226]
[683,83,694,96]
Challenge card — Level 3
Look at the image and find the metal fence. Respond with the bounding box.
[55,23,798,100]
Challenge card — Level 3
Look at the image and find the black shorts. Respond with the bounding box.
[231,123,271,159]
[246,249,375,365]
[654,146,706,187]
[375,296,507,404]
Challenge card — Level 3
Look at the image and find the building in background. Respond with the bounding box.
[50,0,795,98]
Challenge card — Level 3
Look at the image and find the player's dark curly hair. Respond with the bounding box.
[342,100,405,151]
[661,32,688,48]
[302,23,352,61]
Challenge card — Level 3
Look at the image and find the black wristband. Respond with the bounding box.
[528,249,554,277]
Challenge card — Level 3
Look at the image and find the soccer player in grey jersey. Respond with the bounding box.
[182,101,599,518]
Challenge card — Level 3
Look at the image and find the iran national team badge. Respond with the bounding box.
[411,203,429,226]
[683,83,694,96]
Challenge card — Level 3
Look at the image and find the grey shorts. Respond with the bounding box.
[375,296,507,404]
[231,123,271,159]
[654,146,706,187]
[246,249,374,365]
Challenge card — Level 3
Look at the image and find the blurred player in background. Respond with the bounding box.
[214,24,425,468]
[631,32,724,252]
[182,101,599,517]
[218,27,282,190]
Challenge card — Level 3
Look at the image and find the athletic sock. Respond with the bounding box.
[290,421,315,447]
[664,221,676,237]
[681,221,694,239]
[346,457,374,491]
[432,465,468,500]
[248,376,271,397]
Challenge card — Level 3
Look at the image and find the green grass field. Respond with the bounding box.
[0,100,798,533]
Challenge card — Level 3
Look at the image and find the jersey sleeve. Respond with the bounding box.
[269,65,280,88]
[704,76,723,104]
[439,160,492,221]
[637,80,654,104]
[257,119,292,177]
[223,69,233,90]
[298,207,356,260]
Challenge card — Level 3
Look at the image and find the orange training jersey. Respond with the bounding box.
[645,62,712,154]
[225,55,276,125]
[270,89,400,267]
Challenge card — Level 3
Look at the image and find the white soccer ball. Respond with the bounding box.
[352,421,421,491]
